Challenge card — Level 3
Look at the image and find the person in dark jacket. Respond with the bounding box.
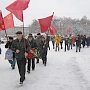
[68,34,72,50]
[82,35,86,48]
[46,34,50,50]
[11,31,30,84]
[60,35,63,49]
[51,36,55,49]
[64,35,69,52]
[27,34,37,73]
[5,37,16,69]
[41,35,48,66]
[86,36,90,47]
[76,35,81,52]
[35,33,43,63]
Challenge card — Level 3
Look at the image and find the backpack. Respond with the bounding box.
[5,49,13,60]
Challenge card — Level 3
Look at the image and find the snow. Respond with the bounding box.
[0,42,90,90]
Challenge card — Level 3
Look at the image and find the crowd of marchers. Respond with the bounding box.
[51,34,90,52]
[0,31,49,85]
[0,31,90,85]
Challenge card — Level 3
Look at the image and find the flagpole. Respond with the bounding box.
[22,21,24,36]
[47,27,50,35]
[4,29,8,41]
[22,12,25,37]
[22,11,27,52]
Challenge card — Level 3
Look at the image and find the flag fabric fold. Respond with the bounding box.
[38,14,53,33]
[6,0,30,10]
[0,10,5,31]
[50,25,57,35]
[6,0,30,22]
[4,13,14,30]
[16,0,30,10]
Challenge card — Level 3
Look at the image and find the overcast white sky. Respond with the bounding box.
[0,0,90,26]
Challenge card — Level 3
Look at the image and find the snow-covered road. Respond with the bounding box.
[0,43,90,90]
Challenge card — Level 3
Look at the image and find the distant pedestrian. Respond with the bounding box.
[64,35,69,52]
[76,35,81,52]
[54,34,61,51]
[5,37,16,69]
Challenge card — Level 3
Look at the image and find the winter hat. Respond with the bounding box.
[16,31,22,34]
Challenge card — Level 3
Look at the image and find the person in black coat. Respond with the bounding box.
[76,35,81,52]
[27,34,37,73]
[11,31,30,84]
[41,36,48,66]
[64,35,69,52]
[82,35,86,48]
[46,34,50,50]
[86,36,90,47]
[51,36,55,49]
[5,37,16,69]
[60,36,63,49]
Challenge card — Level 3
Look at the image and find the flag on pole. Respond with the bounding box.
[4,13,14,30]
[38,13,54,33]
[6,0,30,22]
[6,1,23,22]
[0,10,5,31]
[50,25,57,35]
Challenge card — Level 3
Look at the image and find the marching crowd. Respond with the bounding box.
[0,31,49,85]
[0,31,90,85]
[51,34,90,52]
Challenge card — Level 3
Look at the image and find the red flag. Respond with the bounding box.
[50,25,57,35]
[6,0,30,10]
[6,0,30,22]
[38,14,53,33]
[4,13,14,30]
[16,0,30,10]
[0,10,5,31]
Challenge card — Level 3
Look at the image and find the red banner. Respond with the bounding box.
[4,13,14,30]
[38,14,53,33]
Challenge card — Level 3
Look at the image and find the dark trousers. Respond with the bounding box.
[17,58,26,82]
[36,57,39,63]
[60,42,63,49]
[68,43,72,50]
[42,50,47,66]
[55,44,59,51]
[76,46,81,52]
[27,58,35,71]
[42,55,47,66]
[65,44,69,51]
[82,42,85,48]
